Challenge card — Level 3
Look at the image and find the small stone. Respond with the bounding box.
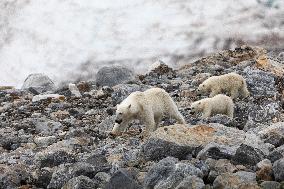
[32,94,65,102]
[256,159,273,181]
[68,83,82,97]
[34,136,57,147]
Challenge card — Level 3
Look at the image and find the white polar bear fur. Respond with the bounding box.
[111,88,186,136]
[190,94,234,118]
[197,72,249,99]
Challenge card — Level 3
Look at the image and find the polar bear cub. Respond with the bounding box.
[197,72,249,99]
[190,94,234,118]
[111,88,186,136]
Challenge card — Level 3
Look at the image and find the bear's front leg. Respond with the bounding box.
[209,88,221,98]
[142,112,156,138]
[202,108,212,118]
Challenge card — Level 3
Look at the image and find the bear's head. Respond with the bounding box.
[197,83,209,95]
[110,102,140,136]
[189,100,203,115]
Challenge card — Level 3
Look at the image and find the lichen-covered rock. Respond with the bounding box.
[205,159,238,183]
[242,67,277,98]
[273,158,284,182]
[258,122,284,147]
[142,124,269,161]
[197,142,234,160]
[213,171,257,189]
[144,157,203,189]
[48,162,110,189]
[175,175,205,189]
[0,127,21,150]
[260,181,281,189]
[95,66,134,87]
[232,144,265,167]
[267,145,284,163]
[0,164,32,189]
[35,150,76,168]
[256,159,273,181]
[34,168,53,188]
[22,73,56,93]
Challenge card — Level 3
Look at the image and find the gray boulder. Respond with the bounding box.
[175,175,205,189]
[48,162,108,189]
[144,157,203,189]
[260,181,281,189]
[267,145,284,163]
[95,66,134,87]
[142,124,269,161]
[22,73,56,94]
[258,122,284,147]
[273,158,284,182]
[62,175,97,189]
[213,171,257,189]
[35,150,76,168]
[232,143,265,167]
[105,169,142,189]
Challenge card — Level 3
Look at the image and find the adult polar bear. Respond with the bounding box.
[110,88,185,136]
[197,72,249,99]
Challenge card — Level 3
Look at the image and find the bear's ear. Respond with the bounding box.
[128,104,131,109]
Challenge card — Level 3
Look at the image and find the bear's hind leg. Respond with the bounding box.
[154,115,162,129]
[202,109,212,118]
[226,105,234,118]
[171,110,186,124]
[142,112,156,137]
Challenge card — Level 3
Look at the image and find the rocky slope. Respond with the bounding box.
[0,46,284,189]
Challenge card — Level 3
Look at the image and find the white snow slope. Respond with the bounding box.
[0,0,283,87]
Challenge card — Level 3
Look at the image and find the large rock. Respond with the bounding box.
[143,157,203,189]
[213,171,257,189]
[95,66,134,87]
[258,122,284,147]
[48,162,109,189]
[260,181,281,189]
[206,159,238,183]
[142,124,269,161]
[175,175,205,189]
[273,158,284,182]
[242,67,277,98]
[105,169,142,189]
[62,175,97,189]
[0,164,31,189]
[267,145,284,163]
[0,127,21,150]
[35,150,76,168]
[22,73,56,93]
[232,144,265,167]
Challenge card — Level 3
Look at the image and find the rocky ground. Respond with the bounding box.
[1,46,284,189]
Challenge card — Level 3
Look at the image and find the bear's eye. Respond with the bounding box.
[118,112,122,115]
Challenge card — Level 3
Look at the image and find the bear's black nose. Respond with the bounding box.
[115,119,122,124]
